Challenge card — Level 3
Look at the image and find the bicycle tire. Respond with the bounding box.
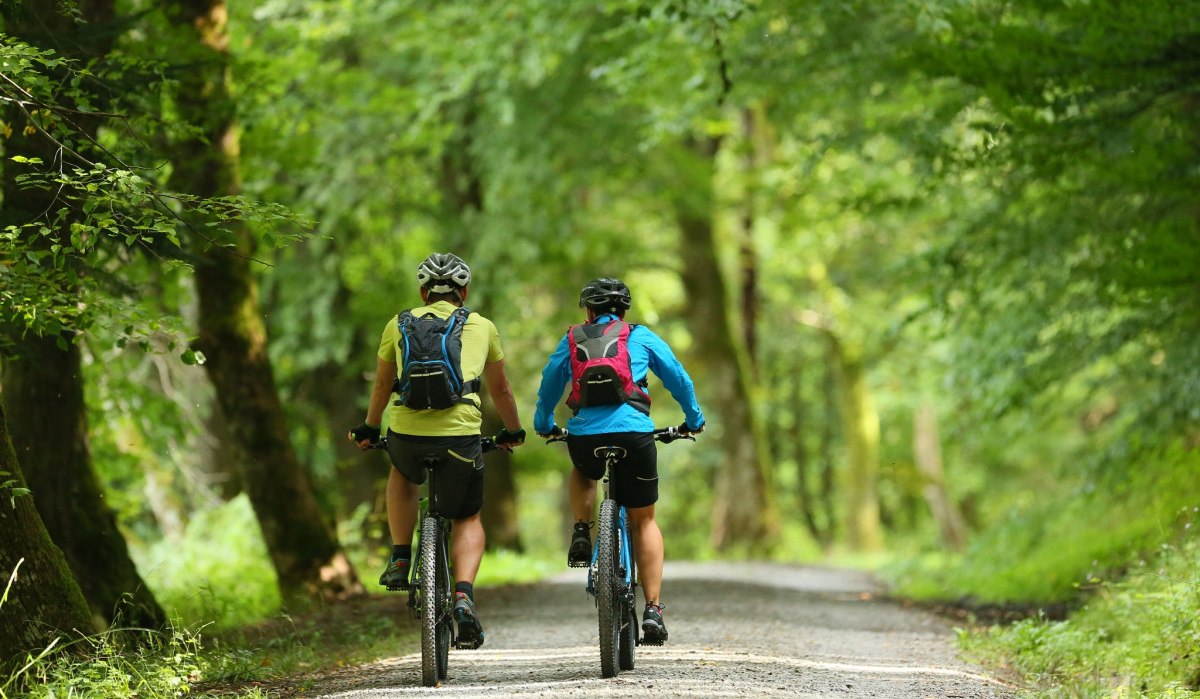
[435,522,451,679]
[596,499,620,677]
[619,537,637,671]
[419,516,442,687]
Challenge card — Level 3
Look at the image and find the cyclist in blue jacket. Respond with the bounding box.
[534,277,705,644]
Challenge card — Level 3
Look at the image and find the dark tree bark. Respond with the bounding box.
[0,401,96,670]
[737,107,761,371]
[166,0,360,603]
[673,138,777,554]
[786,363,831,548]
[817,353,839,544]
[0,0,165,630]
[2,338,165,629]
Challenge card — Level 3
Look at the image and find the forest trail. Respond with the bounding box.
[308,561,1015,698]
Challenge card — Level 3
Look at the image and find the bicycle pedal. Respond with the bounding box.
[640,637,665,646]
[385,583,410,592]
[454,639,483,650]
[567,560,589,568]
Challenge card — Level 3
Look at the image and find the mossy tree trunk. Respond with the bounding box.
[673,138,778,554]
[167,0,360,603]
[0,0,164,630]
[826,336,883,552]
[0,402,95,669]
[2,337,166,629]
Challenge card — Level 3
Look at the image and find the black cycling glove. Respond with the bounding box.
[349,422,382,444]
[495,427,526,446]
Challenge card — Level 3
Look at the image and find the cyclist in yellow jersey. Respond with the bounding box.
[350,252,525,648]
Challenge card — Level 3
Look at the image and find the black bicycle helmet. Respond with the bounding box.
[416,252,472,294]
[579,278,632,312]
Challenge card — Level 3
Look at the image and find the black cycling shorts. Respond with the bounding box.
[386,431,484,520]
[567,431,658,509]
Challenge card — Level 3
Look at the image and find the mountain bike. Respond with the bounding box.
[369,436,499,687]
[548,426,693,678]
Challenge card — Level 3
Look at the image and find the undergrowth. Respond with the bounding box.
[0,626,204,699]
[883,445,1200,698]
[962,530,1200,698]
[5,490,562,697]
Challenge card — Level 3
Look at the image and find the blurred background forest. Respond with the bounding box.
[2,0,1198,695]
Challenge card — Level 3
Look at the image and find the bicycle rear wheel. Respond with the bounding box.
[435,523,451,679]
[419,516,449,687]
[596,499,620,678]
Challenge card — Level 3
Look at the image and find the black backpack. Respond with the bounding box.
[392,306,480,410]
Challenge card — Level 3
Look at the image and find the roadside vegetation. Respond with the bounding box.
[885,448,1200,697]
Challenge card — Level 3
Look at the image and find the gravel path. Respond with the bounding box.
[314,561,1016,698]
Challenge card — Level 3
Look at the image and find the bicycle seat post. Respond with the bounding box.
[593,446,627,502]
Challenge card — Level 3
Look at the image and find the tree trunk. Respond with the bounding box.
[787,362,830,547]
[826,336,883,551]
[167,0,360,603]
[0,0,165,630]
[2,337,166,629]
[914,400,967,552]
[674,138,777,554]
[818,351,839,544]
[738,107,761,372]
[0,401,96,669]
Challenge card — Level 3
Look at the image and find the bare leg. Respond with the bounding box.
[451,512,486,585]
[568,467,598,522]
[387,468,420,548]
[627,504,663,605]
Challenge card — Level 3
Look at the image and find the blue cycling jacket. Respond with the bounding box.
[534,314,706,436]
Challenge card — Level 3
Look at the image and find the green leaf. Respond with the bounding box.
[180,349,206,366]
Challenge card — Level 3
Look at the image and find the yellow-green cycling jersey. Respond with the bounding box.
[377,300,504,436]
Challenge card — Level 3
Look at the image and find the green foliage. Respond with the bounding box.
[0,472,29,509]
[132,496,281,630]
[0,33,309,350]
[0,626,203,699]
[888,444,1199,604]
[962,530,1200,698]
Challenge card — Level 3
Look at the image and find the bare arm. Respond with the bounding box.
[483,359,523,434]
[350,358,397,448]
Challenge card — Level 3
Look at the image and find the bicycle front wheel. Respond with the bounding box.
[419,516,449,687]
[596,499,620,678]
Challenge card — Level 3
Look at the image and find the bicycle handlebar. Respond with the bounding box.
[367,436,502,452]
[544,426,696,444]
[653,426,697,444]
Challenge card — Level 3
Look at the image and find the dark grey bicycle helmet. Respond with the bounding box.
[416,252,472,294]
[579,278,632,312]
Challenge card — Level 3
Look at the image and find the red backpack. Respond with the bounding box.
[566,320,651,415]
